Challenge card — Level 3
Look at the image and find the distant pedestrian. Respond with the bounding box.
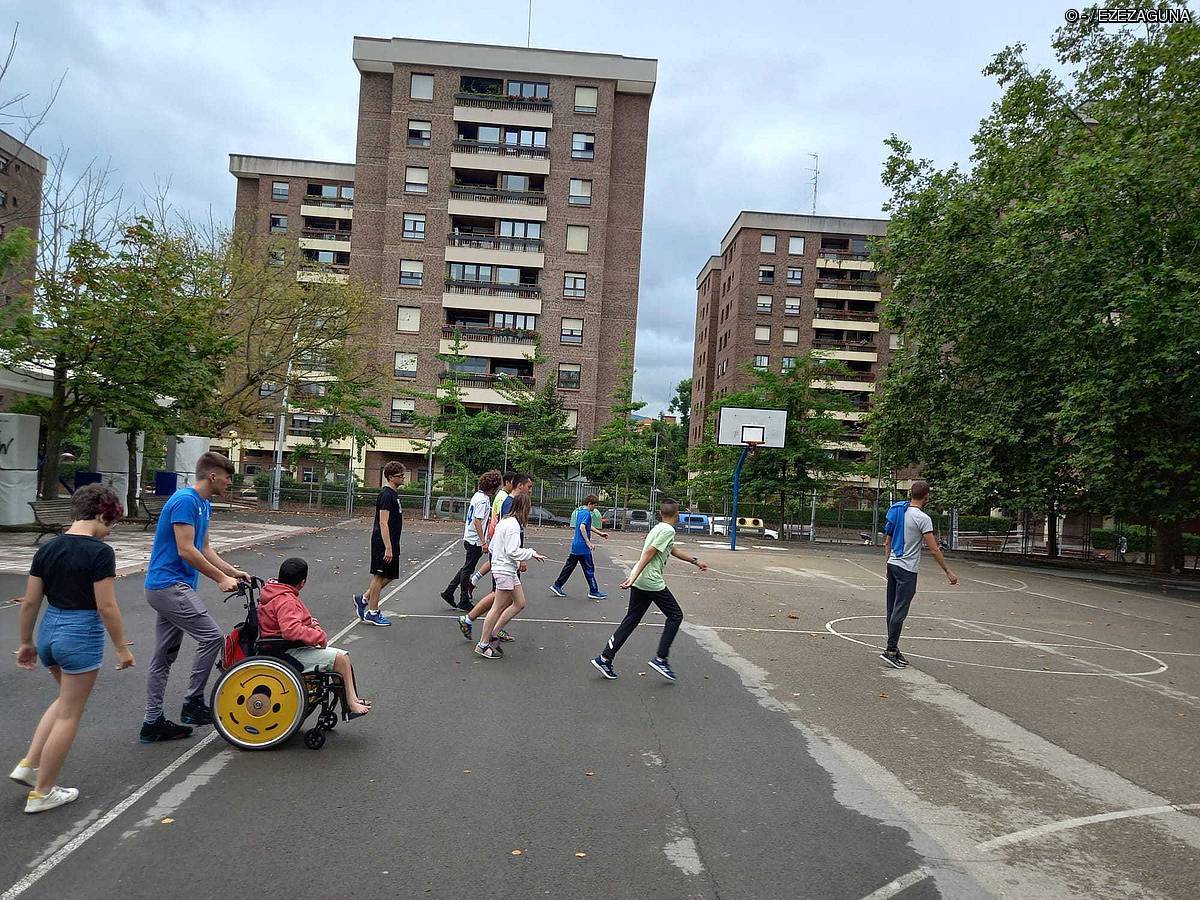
[474,493,546,659]
[591,499,707,682]
[354,461,406,626]
[880,480,958,669]
[442,470,501,611]
[549,494,608,600]
[13,485,135,814]
[457,473,533,641]
[140,451,249,743]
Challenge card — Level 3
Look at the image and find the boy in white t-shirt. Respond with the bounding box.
[880,480,957,668]
[441,470,501,611]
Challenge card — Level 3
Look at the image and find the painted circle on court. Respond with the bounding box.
[824,615,1169,676]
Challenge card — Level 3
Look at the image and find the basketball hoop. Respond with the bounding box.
[744,440,762,454]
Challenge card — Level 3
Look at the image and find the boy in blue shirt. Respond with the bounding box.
[140,452,249,743]
[549,494,608,600]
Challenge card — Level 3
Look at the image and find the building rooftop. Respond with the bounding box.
[0,129,49,174]
[352,36,657,95]
[695,255,722,288]
[228,154,355,181]
[719,211,888,255]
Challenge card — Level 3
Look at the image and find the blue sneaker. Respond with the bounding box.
[587,591,608,601]
[591,655,617,680]
[353,593,368,621]
[363,609,392,627]
[648,657,677,682]
[548,584,567,598]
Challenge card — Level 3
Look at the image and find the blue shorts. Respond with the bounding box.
[37,606,105,674]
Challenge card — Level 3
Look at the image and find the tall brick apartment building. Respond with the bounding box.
[0,129,47,307]
[227,37,656,486]
[690,212,894,479]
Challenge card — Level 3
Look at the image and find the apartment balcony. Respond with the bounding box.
[444,279,540,298]
[300,203,352,220]
[814,277,882,301]
[815,249,876,272]
[812,338,876,351]
[440,324,539,361]
[437,370,535,406]
[445,233,545,269]
[298,230,352,253]
[453,92,554,130]
[297,266,349,284]
[448,185,548,222]
[812,310,880,333]
[811,338,878,364]
[451,139,551,176]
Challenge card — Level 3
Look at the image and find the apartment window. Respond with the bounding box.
[565,410,578,431]
[561,317,584,344]
[890,334,903,350]
[271,181,288,202]
[259,382,278,398]
[501,173,532,193]
[401,212,427,240]
[574,86,598,113]
[268,214,288,234]
[571,132,595,160]
[760,234,777,253]
[405,166,429,193]
[449,262,494,283]
[400,259,424,287]
[787,267,803,285]
[244,464,261,477]
[558,363,581,390]
[268,249,286,267]
[564,272,587,298]
[396,306,421,332]
[341,186,354,200]
[301,467,318,484]
[408,120,432,147]
[499,220,541,239]
[759,265,775,284]
[411,73,434,100]
[494,312,537,331]
[788,235,805,255]
[755,325,771,343]
[783,327,800,345]
[508,80,549,100]
[753,355,769,369]
[568,178,592,206]
[782,356,797,372]
[298,381,327,398]
[785,297,801,316]
[757,295,772,314]
[391,398,416,425]
[566,225,590,253]
[394,352,418,379]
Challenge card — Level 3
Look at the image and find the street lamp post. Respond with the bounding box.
[650,427,660,509]
[422,425,435,519]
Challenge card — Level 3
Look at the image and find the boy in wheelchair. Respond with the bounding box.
[257,558,371,718]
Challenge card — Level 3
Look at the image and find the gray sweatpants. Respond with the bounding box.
[144,583,223,721]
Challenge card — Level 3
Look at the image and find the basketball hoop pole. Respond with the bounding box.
[730,442,757,551]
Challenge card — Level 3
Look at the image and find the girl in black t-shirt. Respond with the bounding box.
[12,484,135,815]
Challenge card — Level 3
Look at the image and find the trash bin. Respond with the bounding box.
[154,471,179,496]
[74,471,102,490]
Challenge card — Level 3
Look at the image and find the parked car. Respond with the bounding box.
[710,516,779,540]
[602,508,630,529]
[434,497,471,521]
[625,509,652,532]
[675,512,710,534]
[529,505,569,527]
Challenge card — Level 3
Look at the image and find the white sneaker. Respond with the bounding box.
[9,761,38,788]
[25,785,79,814]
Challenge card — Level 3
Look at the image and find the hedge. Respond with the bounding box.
[1090,527,1200,554]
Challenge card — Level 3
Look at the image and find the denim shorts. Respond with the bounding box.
[37,606,105,674]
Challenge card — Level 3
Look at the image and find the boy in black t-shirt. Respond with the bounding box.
[354,461,405,626]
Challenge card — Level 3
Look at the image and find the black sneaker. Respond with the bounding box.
[894,651,910,667]
[180,699,213,726]
[140,716,194,743]
[440,590,459,610]
[879,650,904,669]
[456,599,474,612]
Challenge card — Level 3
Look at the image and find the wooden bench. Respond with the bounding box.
[139,495,170,531]
[28,499,74,544]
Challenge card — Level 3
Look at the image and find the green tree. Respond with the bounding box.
[668,377,692,435]
[501,379,579,481]
[870,4,1200,570]
[581,332,653,506]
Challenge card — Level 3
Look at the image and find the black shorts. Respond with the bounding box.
[370,539,400,580]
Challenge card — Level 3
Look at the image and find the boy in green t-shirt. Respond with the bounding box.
[591,499,707,682]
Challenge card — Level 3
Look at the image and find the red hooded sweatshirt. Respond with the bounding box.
[257,579,327,647]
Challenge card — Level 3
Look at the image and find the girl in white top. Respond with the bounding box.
[475,493,545,660]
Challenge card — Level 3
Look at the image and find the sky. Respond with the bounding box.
[10,0,1071,415]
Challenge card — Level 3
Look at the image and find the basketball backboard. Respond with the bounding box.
[716,407,788,448]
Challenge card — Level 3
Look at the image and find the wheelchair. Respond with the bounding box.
[210,577,359,751]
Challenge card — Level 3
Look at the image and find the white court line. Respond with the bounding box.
[842,556,1029,594]
[0,537,459,900]
[976,802,1200,851]
[857,867,931,899]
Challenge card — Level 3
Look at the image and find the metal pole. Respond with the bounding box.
[730,445,749,551]
[422,426,434,519]
[502,421,510,472]
[809,489,817,542]
[651,428,660,509]
[870,442,883,544]
[270,328,299,512]
[345,434,355,518]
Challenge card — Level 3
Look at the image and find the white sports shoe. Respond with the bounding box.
[24,785,79,814]
[10,761,38,788]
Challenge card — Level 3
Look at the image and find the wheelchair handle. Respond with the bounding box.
[224,575,264,602]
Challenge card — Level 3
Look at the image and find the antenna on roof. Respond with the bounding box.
[527,0,533,47]
[806,153,819,215]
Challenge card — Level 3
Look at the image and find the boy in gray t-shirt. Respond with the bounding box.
[880,481,957,668]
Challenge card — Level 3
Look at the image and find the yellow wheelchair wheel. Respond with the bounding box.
[212,657,307,750]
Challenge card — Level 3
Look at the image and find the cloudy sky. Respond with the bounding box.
[11,0,1070,414]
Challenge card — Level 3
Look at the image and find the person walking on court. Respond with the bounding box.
[442,470,501,611]
[591,500,707,682]
[354,461,406,626]
[474,493,546,659]
[457,473,533,641]
[140,451,249,743]
[463,470,517,598]
[549,494,608,600]
[12,484,135,814]
[880,479,957,669]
